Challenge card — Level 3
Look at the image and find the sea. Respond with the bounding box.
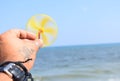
[31,43,120,81]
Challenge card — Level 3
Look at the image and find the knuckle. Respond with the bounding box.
[0,29,16,40]
[0,35,1,40]
[8,29,18,33]
[0,34,5,40]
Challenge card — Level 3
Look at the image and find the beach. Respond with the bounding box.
[31,44,120,81]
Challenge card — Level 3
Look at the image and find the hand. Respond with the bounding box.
[0,29,43,71]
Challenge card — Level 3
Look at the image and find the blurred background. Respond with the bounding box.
[0,0,120,46]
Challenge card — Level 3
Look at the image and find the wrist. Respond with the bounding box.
[22,60,33,71]
[0,72,13,81]
[0,57,33,71]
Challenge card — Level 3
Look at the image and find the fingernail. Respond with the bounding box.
[35,42,40,47]
[39,39,43,43]
[39,39,44,47]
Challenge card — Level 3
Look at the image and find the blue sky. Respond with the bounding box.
[0,0,120,46]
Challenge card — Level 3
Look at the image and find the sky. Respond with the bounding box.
[0,0,120,46]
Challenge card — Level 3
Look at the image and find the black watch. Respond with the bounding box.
[0,63,25,81]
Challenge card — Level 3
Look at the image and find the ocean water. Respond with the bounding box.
[31,44,120,81]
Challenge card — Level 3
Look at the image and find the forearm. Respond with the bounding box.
[0,73,12,81]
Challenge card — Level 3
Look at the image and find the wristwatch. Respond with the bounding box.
[0,59,34,81]
[0,63,25,81]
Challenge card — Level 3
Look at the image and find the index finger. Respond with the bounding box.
[1,29,37,40]
[17,29,36,40]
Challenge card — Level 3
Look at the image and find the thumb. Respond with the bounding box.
[34,39,43,50]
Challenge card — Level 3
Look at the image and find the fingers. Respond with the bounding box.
[1,29,44,50]
[10,29,43,48]
[18,29,44,49]
[18,30,36,40]
[6,29,36,40]
[17,29,44,51]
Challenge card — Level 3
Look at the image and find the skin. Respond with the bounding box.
[0,29,43,81]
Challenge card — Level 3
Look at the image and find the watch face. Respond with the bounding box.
[3,63,25,79]
[3,63,15,77]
